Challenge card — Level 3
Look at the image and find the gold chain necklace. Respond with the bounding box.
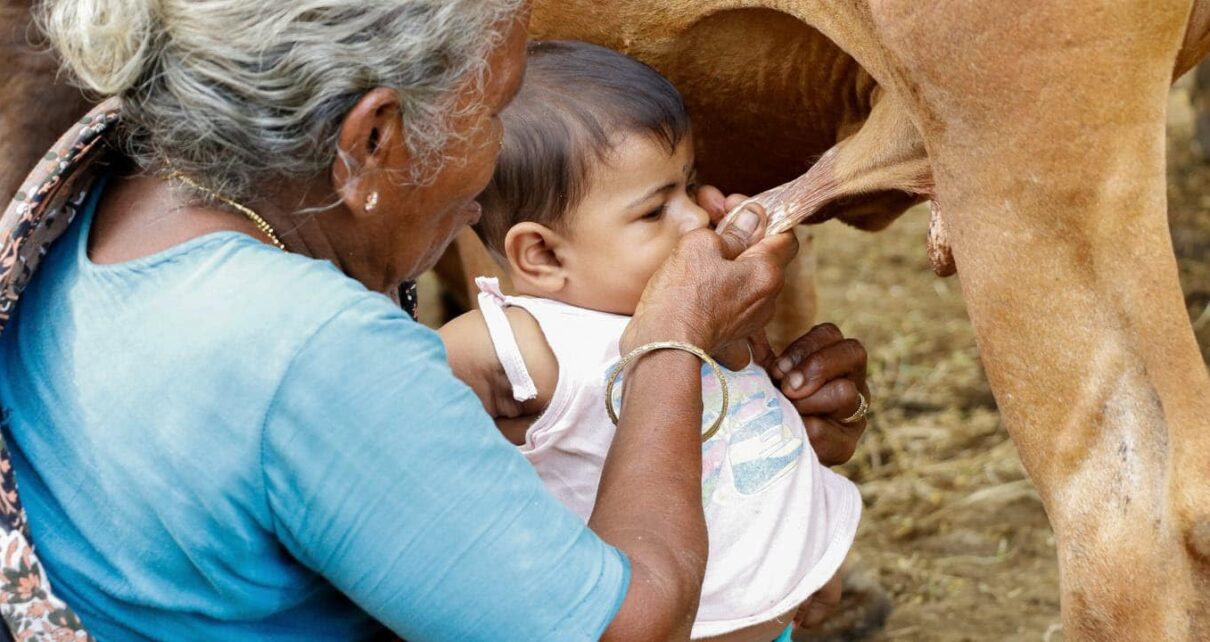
[167,172,287,251]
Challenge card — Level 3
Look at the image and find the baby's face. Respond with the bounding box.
[560,134,708,315]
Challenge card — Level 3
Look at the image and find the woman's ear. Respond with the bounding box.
[504,222,569,294]
[331,87,409,217]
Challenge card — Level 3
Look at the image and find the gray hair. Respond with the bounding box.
[38,0,524,200]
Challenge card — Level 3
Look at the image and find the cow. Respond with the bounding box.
[0,0,92,204]
[6,1,1210,639]
[527,2,1210,640]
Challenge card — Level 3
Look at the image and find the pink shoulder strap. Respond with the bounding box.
[475,277,538,402]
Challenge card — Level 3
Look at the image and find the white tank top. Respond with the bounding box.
[476,277,861,639]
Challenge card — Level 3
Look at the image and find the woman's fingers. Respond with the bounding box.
[719,232,799,343]
[716,341,753,371]
[766,324,870,467]
[803,416,862,466]
[790,378,860,419]
[778,337,868,399]
[748,331,775,371]
[740,228,799,271]
[714,202,769,258]
[799,375,869,466]
[769,323,845,381]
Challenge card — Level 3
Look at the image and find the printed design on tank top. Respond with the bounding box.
[609,361,803,507]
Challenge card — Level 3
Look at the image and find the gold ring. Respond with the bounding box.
[838,392,869,425]
[605,341,728,442]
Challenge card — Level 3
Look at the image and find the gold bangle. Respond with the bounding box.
[604,341,729,442]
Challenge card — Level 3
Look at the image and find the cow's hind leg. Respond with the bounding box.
[865,1,1210,639]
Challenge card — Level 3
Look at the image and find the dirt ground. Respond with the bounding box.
[415,80,1210,642]
[801,80,1210,642]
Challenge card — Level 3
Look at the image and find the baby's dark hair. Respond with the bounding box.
[475,40,691,258]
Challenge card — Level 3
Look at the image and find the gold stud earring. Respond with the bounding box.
[365,191,379,213]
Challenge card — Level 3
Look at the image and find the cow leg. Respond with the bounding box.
[865,1,1210,639]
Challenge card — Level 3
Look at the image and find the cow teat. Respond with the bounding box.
[927,201,957,277]
[722,90,936,239]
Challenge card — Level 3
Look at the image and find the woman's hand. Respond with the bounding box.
[600,197,798,641]
[620,202,799,356]
[691,185,784,368]
[768,323,870,465]
[699,185,868,464]
[600,190,801,641]
[694,184,752,228]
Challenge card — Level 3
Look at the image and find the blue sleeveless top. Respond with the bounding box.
[0,178,627,641]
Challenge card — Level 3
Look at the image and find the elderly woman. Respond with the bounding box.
[0,1,870,640]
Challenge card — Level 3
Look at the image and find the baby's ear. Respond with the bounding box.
[504,222,568,295]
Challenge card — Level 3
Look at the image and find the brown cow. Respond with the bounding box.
[530,1,1210,639]
[0,0,91,204]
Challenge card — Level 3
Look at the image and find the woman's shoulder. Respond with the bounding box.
[115,235,440,375]
[187,238,412,335]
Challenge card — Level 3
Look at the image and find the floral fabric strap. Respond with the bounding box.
[0,99,124,641]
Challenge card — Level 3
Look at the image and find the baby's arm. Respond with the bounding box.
[439,308,559,445]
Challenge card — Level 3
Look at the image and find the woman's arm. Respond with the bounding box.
[263,207,794,641]
[594,208,799,640]
[697,187,870,467]
[592,348,708,639]
[264,302,630,641]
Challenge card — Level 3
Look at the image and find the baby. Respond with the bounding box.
[439,41,861,642]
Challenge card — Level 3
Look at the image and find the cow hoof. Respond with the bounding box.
[794,564,893,642]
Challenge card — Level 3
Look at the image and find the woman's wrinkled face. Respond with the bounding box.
[384,14,529,281]
[557,134,709,316]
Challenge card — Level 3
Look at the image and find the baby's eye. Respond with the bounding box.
[642,205,666,221]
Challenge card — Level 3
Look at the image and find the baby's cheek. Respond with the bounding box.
[635,239,678,289]
[604,235,681,314]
